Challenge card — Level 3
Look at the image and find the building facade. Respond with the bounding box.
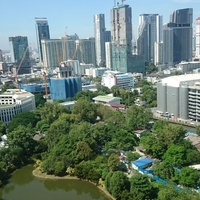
[35,18,50,62]
[0,50,3,62]
[196,17,200,58]
[137,14,163,64]
[41,39,63,73]
[94,14,106,66]
[110,4,133,73]
[163,8,193,65]
[105,42,112,69]
[9,36,30,74]
[157,74,200,120]
[101,70,134,89]
[78,38,96,66]
[0,89,35,125]
[50,77,82,100]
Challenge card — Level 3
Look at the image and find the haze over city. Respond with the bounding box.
[0,0,199,50]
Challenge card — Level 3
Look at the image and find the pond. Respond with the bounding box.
[0,165,110,200]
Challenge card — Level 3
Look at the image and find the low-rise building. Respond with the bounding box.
[93,95,121,106]
[132,157,153,170]
[101,70,134,89]
[0,89,36,125]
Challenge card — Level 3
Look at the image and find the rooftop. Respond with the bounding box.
[133,158,153,168]
[93,95,121,103]
[161,74,200,87]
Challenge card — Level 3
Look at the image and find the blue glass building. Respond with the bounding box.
[50,77,82,100]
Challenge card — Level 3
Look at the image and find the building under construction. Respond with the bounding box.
[50,61,81,100]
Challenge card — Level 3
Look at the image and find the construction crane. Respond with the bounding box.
[15,46,29,89]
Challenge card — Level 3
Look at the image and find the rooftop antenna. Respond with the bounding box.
[114,0,116,7]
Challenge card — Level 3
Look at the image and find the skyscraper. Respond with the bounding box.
[110,3,133,73]
[41,39,63,73]
[9,36,30,74]
[137,14,163,64]
[196,17,200,58]
[35,18,50,62]
[94,14,106,66]
[163,8,193,65]
[78,37,96,65]
[0,49,3,62]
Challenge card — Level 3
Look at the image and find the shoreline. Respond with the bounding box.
[32,167,115,200]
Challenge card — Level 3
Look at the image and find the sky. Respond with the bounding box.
[0,0,199,50]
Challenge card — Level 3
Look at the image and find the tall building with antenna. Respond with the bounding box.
[35,17,50,62]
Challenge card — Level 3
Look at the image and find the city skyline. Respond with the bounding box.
[0,0,199,50]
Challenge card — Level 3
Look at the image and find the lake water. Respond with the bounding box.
[0,165,110,200]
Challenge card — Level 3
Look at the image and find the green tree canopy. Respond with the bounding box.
[8,111,39,132]
[126,105,153,130]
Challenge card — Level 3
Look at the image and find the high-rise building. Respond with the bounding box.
[196,17,200,58]
[0,49,3,62]
[94,14,106,66]
[105,31,111,42]
[137,14,163,64]
[110,3,133,73]
[35,18,50,62]
[105,42,112,69]
[62,34,79,61]
[41,39,63,73]
[78,37,96,66]
[9,36,30,74]
[163,8,193,65]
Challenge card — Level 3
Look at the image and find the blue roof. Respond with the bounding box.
[133,158,153,167]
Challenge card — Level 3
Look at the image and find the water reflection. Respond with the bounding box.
[0,165,109,200]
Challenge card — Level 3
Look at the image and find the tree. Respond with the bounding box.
[126,105,153,130]
[107,171,130,199]
[54,161,66,176]
[39,102,68,125]
[35,93,46,107]
[153,161,177,182]
[76,141,93,161]
[196,125,200,136]
[72,99,98,123]
[179,167,200,188]
[163,144,186,168]
[0,121,6,136]
[7,125,37,156]
[108,154,120,172]
[8,111,39,132]
[130,173,154,200]
[126,152,140,163]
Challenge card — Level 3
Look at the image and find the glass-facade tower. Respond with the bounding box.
[35,18,50,62]
[9,36,30,74]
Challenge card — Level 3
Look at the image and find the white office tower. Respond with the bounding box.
[94,14,106,66]
[196,17,200,58]
[105,42,112,69]
[138,14,163,64]
[154,42,163,65]
[101,71,134,89]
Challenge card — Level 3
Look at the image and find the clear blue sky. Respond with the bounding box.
[0,0,199,50]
